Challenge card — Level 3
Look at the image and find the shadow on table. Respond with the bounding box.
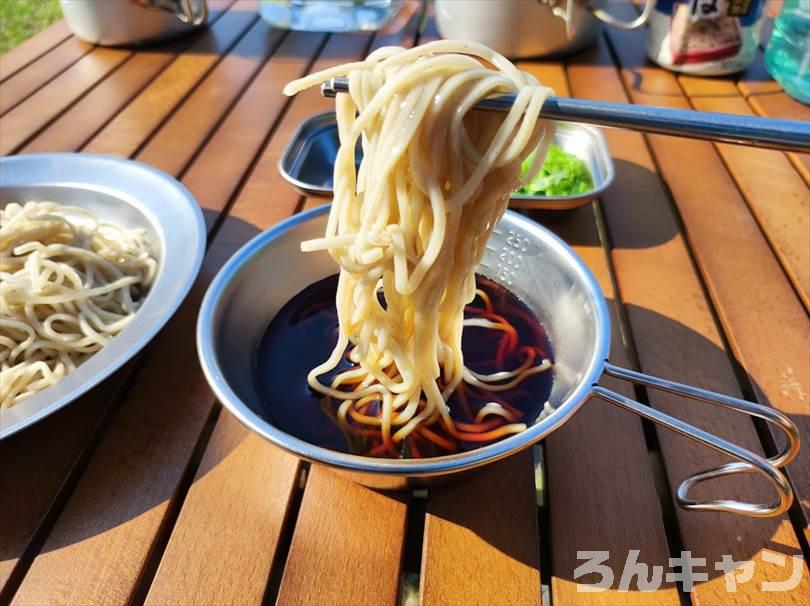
[416,301,805,589]
[529,160,681,250]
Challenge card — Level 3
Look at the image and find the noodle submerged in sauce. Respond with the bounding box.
[256,275,553,458]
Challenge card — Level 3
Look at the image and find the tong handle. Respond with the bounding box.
[321,78,810,152]
[593,363,800,517]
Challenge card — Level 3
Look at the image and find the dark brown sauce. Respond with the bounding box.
[255,274,554,457]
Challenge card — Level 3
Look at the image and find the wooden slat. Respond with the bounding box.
[19,0,237,155]
[594,21,810,602]
[421,452,541,606]
[0,20,72,82]
[82,0,259,158]
[143,415,301,606]
[9,27,329,606]
[0,366,133,601]
[0,47,131,155]
[737,51,783,97]
[690,95,810,310]
[136,19,286,175]
[523,60,679,605]
[0,36,92,115]
[605,17,810,521]
[677,74,738,97]
[747,92,810,184]
[277,467,407,606]
[181,29,328,229]
[20,52,175,154]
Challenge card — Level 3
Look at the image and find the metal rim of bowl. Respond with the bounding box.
[0,153,206,439]
[197,204,611,477]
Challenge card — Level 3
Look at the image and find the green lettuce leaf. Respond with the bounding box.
[515,144,593,197]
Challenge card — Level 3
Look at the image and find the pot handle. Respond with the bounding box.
[139,0,208,26]
[587,0,655,30]
[591,362,800,518]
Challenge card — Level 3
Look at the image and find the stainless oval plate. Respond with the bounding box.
[0,153,205,439]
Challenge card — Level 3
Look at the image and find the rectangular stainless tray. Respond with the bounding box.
[278,111,615,211]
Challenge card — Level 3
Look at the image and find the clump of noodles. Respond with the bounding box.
[284,40,555,451]
[0,202,157,409]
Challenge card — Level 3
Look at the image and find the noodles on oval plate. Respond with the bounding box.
[284,40,556,455]
[0,201,157,409]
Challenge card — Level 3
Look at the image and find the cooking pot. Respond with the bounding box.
[197,205,799,517]
[60,0,207,46]
[435,0,655,58]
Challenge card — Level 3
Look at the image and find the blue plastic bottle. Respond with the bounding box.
[765,0,810,105]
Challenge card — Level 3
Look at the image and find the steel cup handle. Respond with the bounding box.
[588,0,655,30]
[591,363,800,518]
[139,0,208,26]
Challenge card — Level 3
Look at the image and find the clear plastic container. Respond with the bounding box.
[765,0,810,105]
[259,0,403,32]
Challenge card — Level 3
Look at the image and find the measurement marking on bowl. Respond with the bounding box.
[494,230,531,286]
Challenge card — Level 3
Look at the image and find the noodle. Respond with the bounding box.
[284,40,554,453]
[0,201,157,409]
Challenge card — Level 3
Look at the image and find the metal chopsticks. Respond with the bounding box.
[321,78,810,153]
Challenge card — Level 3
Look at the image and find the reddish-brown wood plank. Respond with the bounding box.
[605,18,810,522]
[593,21,810,602]
[690,95,810,310]
[421,451,541,606]
[522,62,678,605]
[136,19,286,175]
[8,27,329,606]
[747,92,810,184]
[143,416,301,606]
[0,46,132,155]
[82,0,259,158]
[277,467,407,606]
[0,19,72,83]
[0,36,92,115]
[20,0,237,155]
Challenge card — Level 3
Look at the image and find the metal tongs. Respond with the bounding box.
[322,78,810,152]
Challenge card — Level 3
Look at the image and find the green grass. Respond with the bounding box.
[0,0,62,54]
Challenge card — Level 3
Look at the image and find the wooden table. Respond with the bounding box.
[1,2,808,605]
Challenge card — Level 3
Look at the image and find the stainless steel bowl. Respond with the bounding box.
[0,153,205,439]
[198,205,799,517]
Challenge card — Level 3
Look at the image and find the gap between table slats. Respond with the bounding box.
[0,19,72,83]
[5,21,328,606]
[589,19,809,603]
[18,0,239,155]
[0,44,133,155]
[0,35,94,116]
[80,0,259,159]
